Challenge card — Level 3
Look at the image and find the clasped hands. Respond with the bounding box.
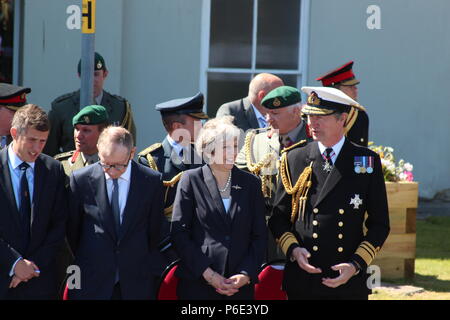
[203,268,250,296]
[292,247,357,288]
[9,259,40,289]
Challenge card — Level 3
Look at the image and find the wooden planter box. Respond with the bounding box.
[371,182,419,280]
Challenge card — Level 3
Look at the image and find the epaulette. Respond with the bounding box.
[138,143,162,156]
[54,150,75,161]
[281,139,307,154]
[52,91,77,104]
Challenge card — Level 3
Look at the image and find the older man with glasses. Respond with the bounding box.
[66,126,169,300]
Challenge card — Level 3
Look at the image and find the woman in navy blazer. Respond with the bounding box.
[170,116,267,300]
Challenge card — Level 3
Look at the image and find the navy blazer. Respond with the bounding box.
[171,165,267,286]
[67,161,168,300]
[0,148,67,299]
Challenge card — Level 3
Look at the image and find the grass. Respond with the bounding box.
[370,216,450,300]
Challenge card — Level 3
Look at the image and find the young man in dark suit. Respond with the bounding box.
[0,104,67,299]
[269,87,390,300]
[67,126,168,300]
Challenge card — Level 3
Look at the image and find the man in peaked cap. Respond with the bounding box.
[54,105,109,295]
[0,83,31,149]
[44,52,136,157]
[316,61,369,146]
[138,92,208,221]
[269,86,389,300]
[235,85,312,261]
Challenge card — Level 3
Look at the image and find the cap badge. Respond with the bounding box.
[273,98,281,107]
[307,92,321,106]
[96,61,103,69]
[21,93,26,99]
[84,116,90,124]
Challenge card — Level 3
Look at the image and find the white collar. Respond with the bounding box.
[318,135,346,159]
[95,90,104,105]
[8,143,36,170]
[167,134,184,157]
[104,160,132,182]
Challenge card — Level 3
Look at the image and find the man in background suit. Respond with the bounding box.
[0,104,67,299]
[67,126,168,300]
[216,73,284,132]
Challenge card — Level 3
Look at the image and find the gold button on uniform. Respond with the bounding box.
[313,233,318,239]
[338,221,344,227]
[339,209,344,214]
[338,234,343,239]
[313,246,319,251]
[313,220,318,226]
[313,208,319,214]
[338,247,343,252]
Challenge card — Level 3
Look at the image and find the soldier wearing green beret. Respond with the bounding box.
[55,105,109,178]
[54,104,109,294]
[235,85,312,261]
[44,52,136,157]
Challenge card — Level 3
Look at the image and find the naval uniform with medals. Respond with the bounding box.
[269,87,390,299]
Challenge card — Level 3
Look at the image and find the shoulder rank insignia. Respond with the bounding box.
[281,139,307,154]
[138,143,162,156]
[54,150,75,161]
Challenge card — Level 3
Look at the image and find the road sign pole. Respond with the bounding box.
[80,0,96,110]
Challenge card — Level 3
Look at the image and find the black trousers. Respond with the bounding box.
[111,283,122,300]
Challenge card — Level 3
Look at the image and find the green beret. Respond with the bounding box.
[261,86,301,109]
[72,105,109,126]
[77,52,107,74]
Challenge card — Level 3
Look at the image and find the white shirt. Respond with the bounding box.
[167,134,184,158]
[104,161,132,224]
[95,90,104,106]
[318,136,346,165]
[252,105,268,128]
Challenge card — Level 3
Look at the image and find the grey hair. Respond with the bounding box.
[97,126,134,154]
[195,116,240,161]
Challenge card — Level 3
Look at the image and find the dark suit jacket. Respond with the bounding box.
[269,139,390,298]
[67,161,168,300]
[171,165,267,299]
[216,97,260,133]
[44,89,136,156]
[0,148,67,299]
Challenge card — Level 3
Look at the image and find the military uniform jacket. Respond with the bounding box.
[235,120,311,205]
[269,138,390,297]
[347,110,369,147]
[138,137,202,219]
[44,89,136,156]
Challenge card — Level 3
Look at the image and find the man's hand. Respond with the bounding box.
[14,259,40,281]
[292,247,322,274]
[322,263,357,288]
[9,276,23,288]
[228,274,250,290]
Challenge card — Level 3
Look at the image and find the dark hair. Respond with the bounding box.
[161,114,187,132]
[11,104,50,135]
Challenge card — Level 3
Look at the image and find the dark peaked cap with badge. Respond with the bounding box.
[301,86,365,116]
[316,61,360,87]
[72,104,109,126]
[156,92,208,119]
[0,83,31,110]
[261,85,301,109]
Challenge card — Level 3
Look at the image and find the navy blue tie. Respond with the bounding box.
[19,162,31,250]
[111,179,121,237]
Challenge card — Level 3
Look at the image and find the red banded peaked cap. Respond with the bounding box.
[316,61,360,87]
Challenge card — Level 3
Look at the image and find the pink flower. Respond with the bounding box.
[404,171,414,181]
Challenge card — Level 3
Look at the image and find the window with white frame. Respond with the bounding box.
[200,0,310,116]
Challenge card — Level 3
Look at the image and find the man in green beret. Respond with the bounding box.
[55,104,109,178]
[235,85,312,261]
[44,52,136,157]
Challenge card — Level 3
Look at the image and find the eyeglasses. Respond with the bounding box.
[99,153,132,171]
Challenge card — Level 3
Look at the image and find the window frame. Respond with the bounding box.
[199,0,311,112]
